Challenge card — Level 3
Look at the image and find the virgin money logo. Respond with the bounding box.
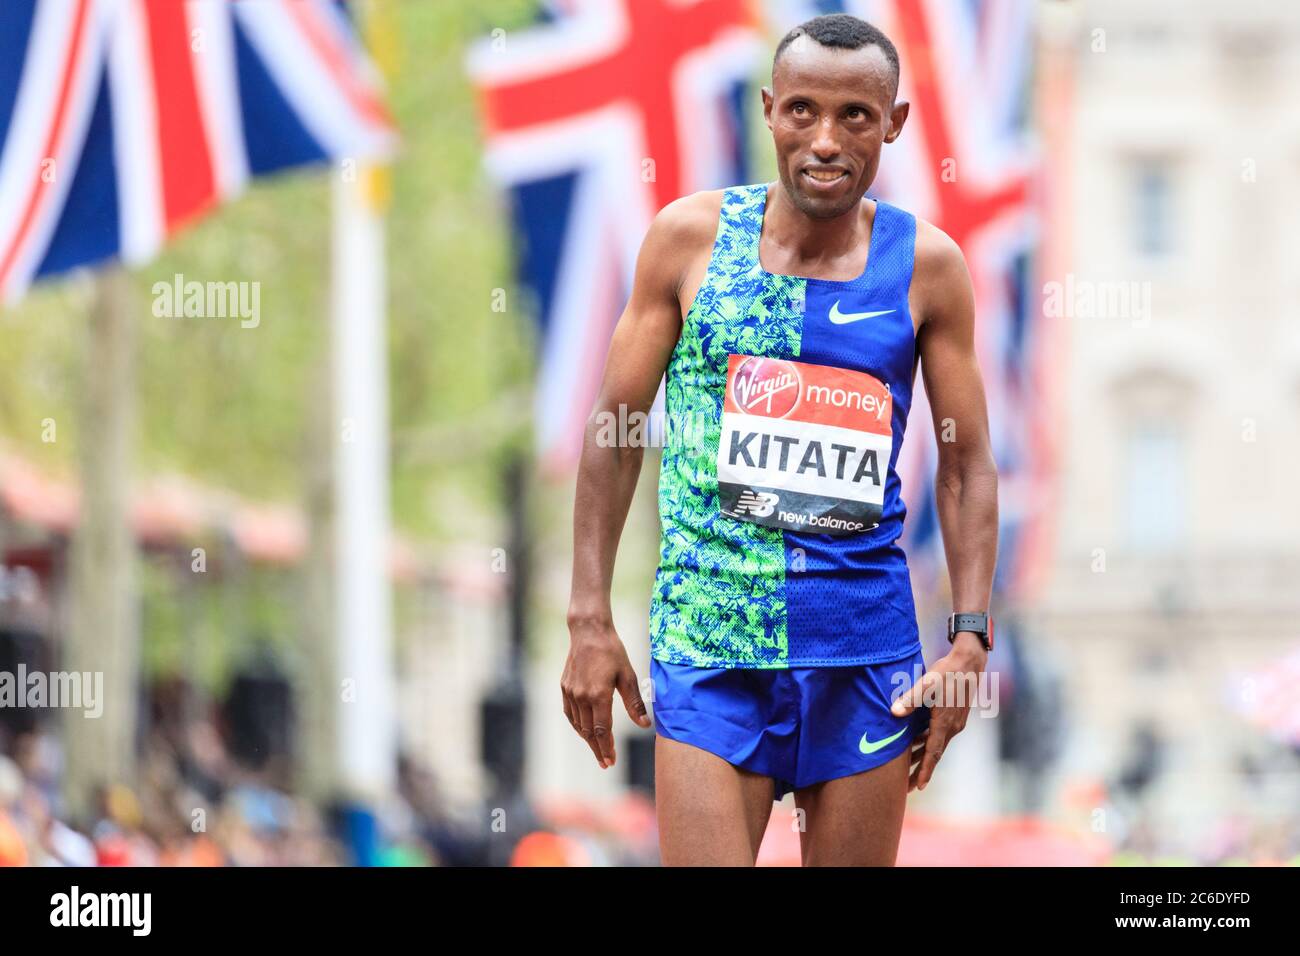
[732,357,800,418]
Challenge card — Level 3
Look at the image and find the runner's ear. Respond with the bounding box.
[885,99,909,143]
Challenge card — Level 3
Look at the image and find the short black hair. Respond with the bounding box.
[772,14,901,99]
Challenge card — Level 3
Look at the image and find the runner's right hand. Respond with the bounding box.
[561,615,651,768]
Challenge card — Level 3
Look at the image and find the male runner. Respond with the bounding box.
[563,13,998,866]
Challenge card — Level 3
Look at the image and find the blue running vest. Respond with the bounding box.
[649,182,923,668]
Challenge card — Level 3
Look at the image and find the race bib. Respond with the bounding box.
[717,354,892,536]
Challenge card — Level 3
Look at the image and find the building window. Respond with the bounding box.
[1133,160,1174,258]
[1125,421,1185,552]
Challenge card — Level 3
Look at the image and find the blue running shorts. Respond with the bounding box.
[650,645,930,800]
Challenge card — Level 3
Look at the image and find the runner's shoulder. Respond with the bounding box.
[639,189,725,293]
[910,215,970,285]
[906,215,973,327]
[645,188,725,254]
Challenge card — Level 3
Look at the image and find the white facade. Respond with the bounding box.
[1032,0,1300,857]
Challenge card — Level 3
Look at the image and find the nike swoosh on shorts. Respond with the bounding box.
[859,726,907,754]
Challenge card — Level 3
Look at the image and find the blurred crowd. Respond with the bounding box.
[1,727,338,867]
[0,673,660,867]
[0,679,490,867]
[0,727,413,866]
[4,714,1296,867]
[1,668,1294,867]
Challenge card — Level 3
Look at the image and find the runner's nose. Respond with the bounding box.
[811,117,841,160]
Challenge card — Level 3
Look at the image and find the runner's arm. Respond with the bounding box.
[915,225,999,657]
[563,200,697,767]
[895,225,999,793]
[567,205,690,627]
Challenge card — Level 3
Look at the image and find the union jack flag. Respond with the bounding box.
[0,0,396,305]
[467,0,761,474]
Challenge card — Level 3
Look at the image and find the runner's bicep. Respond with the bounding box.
[596,299,680,417]
[916,245,990,470]
[592,217,685,417]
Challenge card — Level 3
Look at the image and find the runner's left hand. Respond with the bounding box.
[890,634,988,793]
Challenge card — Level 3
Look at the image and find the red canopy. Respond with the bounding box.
[0,450,422,580]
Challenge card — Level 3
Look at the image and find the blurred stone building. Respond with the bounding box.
[1031,0,1300,858]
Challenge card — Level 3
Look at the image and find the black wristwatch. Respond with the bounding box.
[948,612,993,652]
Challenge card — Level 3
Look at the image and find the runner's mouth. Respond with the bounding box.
[801,168,849,190]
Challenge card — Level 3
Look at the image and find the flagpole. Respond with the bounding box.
[330,153,396,818]
[63,267,140,824]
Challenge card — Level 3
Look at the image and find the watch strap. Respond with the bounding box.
[948,612,993,652]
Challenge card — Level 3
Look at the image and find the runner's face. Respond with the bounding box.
[763,38,904,220]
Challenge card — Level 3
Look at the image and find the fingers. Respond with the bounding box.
[616,668,652,729]
[561,676,618,769]
[908,729,928,787]
[562,686,577,734]
[909,729,928,764]
[560,664,582,742]
[910,730,947,793]
[891,670,937,718]
[576,700,607,768]
[592,693,617,768]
